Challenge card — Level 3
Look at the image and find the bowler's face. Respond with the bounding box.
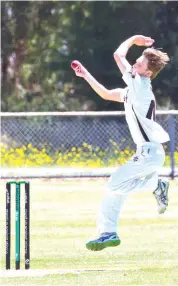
[133,55,149,76]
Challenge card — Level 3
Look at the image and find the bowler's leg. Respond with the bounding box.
[86,155,161,251]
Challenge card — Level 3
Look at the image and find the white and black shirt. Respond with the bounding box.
[120,68,170,145]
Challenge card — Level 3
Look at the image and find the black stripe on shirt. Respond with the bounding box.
[146,100,156,121]
[132,106,150,142]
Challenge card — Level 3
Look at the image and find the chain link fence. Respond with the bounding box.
[1,111,178,178]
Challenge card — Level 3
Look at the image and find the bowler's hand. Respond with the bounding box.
[133,35,154,47]
[71,60,87,78]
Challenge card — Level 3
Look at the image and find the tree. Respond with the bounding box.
[1,1,178,111]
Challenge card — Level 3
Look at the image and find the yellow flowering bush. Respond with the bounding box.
[0,142,177,168]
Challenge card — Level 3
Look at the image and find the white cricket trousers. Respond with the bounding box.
[98,142,165,234]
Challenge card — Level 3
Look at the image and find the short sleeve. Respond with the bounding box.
[120,87,129,102]
[122,67,142,101]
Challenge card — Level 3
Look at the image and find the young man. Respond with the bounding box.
[71,35,170,251]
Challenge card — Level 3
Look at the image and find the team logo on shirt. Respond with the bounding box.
[133,156,139,162]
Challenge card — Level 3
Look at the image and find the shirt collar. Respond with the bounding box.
[142,76,151,84]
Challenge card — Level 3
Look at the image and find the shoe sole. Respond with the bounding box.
[158,181,169,214]
[86,239,121,251]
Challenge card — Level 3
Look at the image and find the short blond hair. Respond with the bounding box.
[143,48,170,79]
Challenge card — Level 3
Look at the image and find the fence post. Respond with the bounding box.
[169,113,175,179]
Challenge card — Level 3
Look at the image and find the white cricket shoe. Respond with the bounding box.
[153,179,169,214]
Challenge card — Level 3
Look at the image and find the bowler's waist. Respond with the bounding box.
[137,142,163,148]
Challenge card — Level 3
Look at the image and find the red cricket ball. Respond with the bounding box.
[71,60,80,70]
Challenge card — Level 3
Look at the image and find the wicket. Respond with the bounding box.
[6,181,30,270]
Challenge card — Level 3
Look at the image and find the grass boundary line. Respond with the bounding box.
[0,268,136,277]
[1,261,178,278]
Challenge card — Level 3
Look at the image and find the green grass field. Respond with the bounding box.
[0,178,178,285]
